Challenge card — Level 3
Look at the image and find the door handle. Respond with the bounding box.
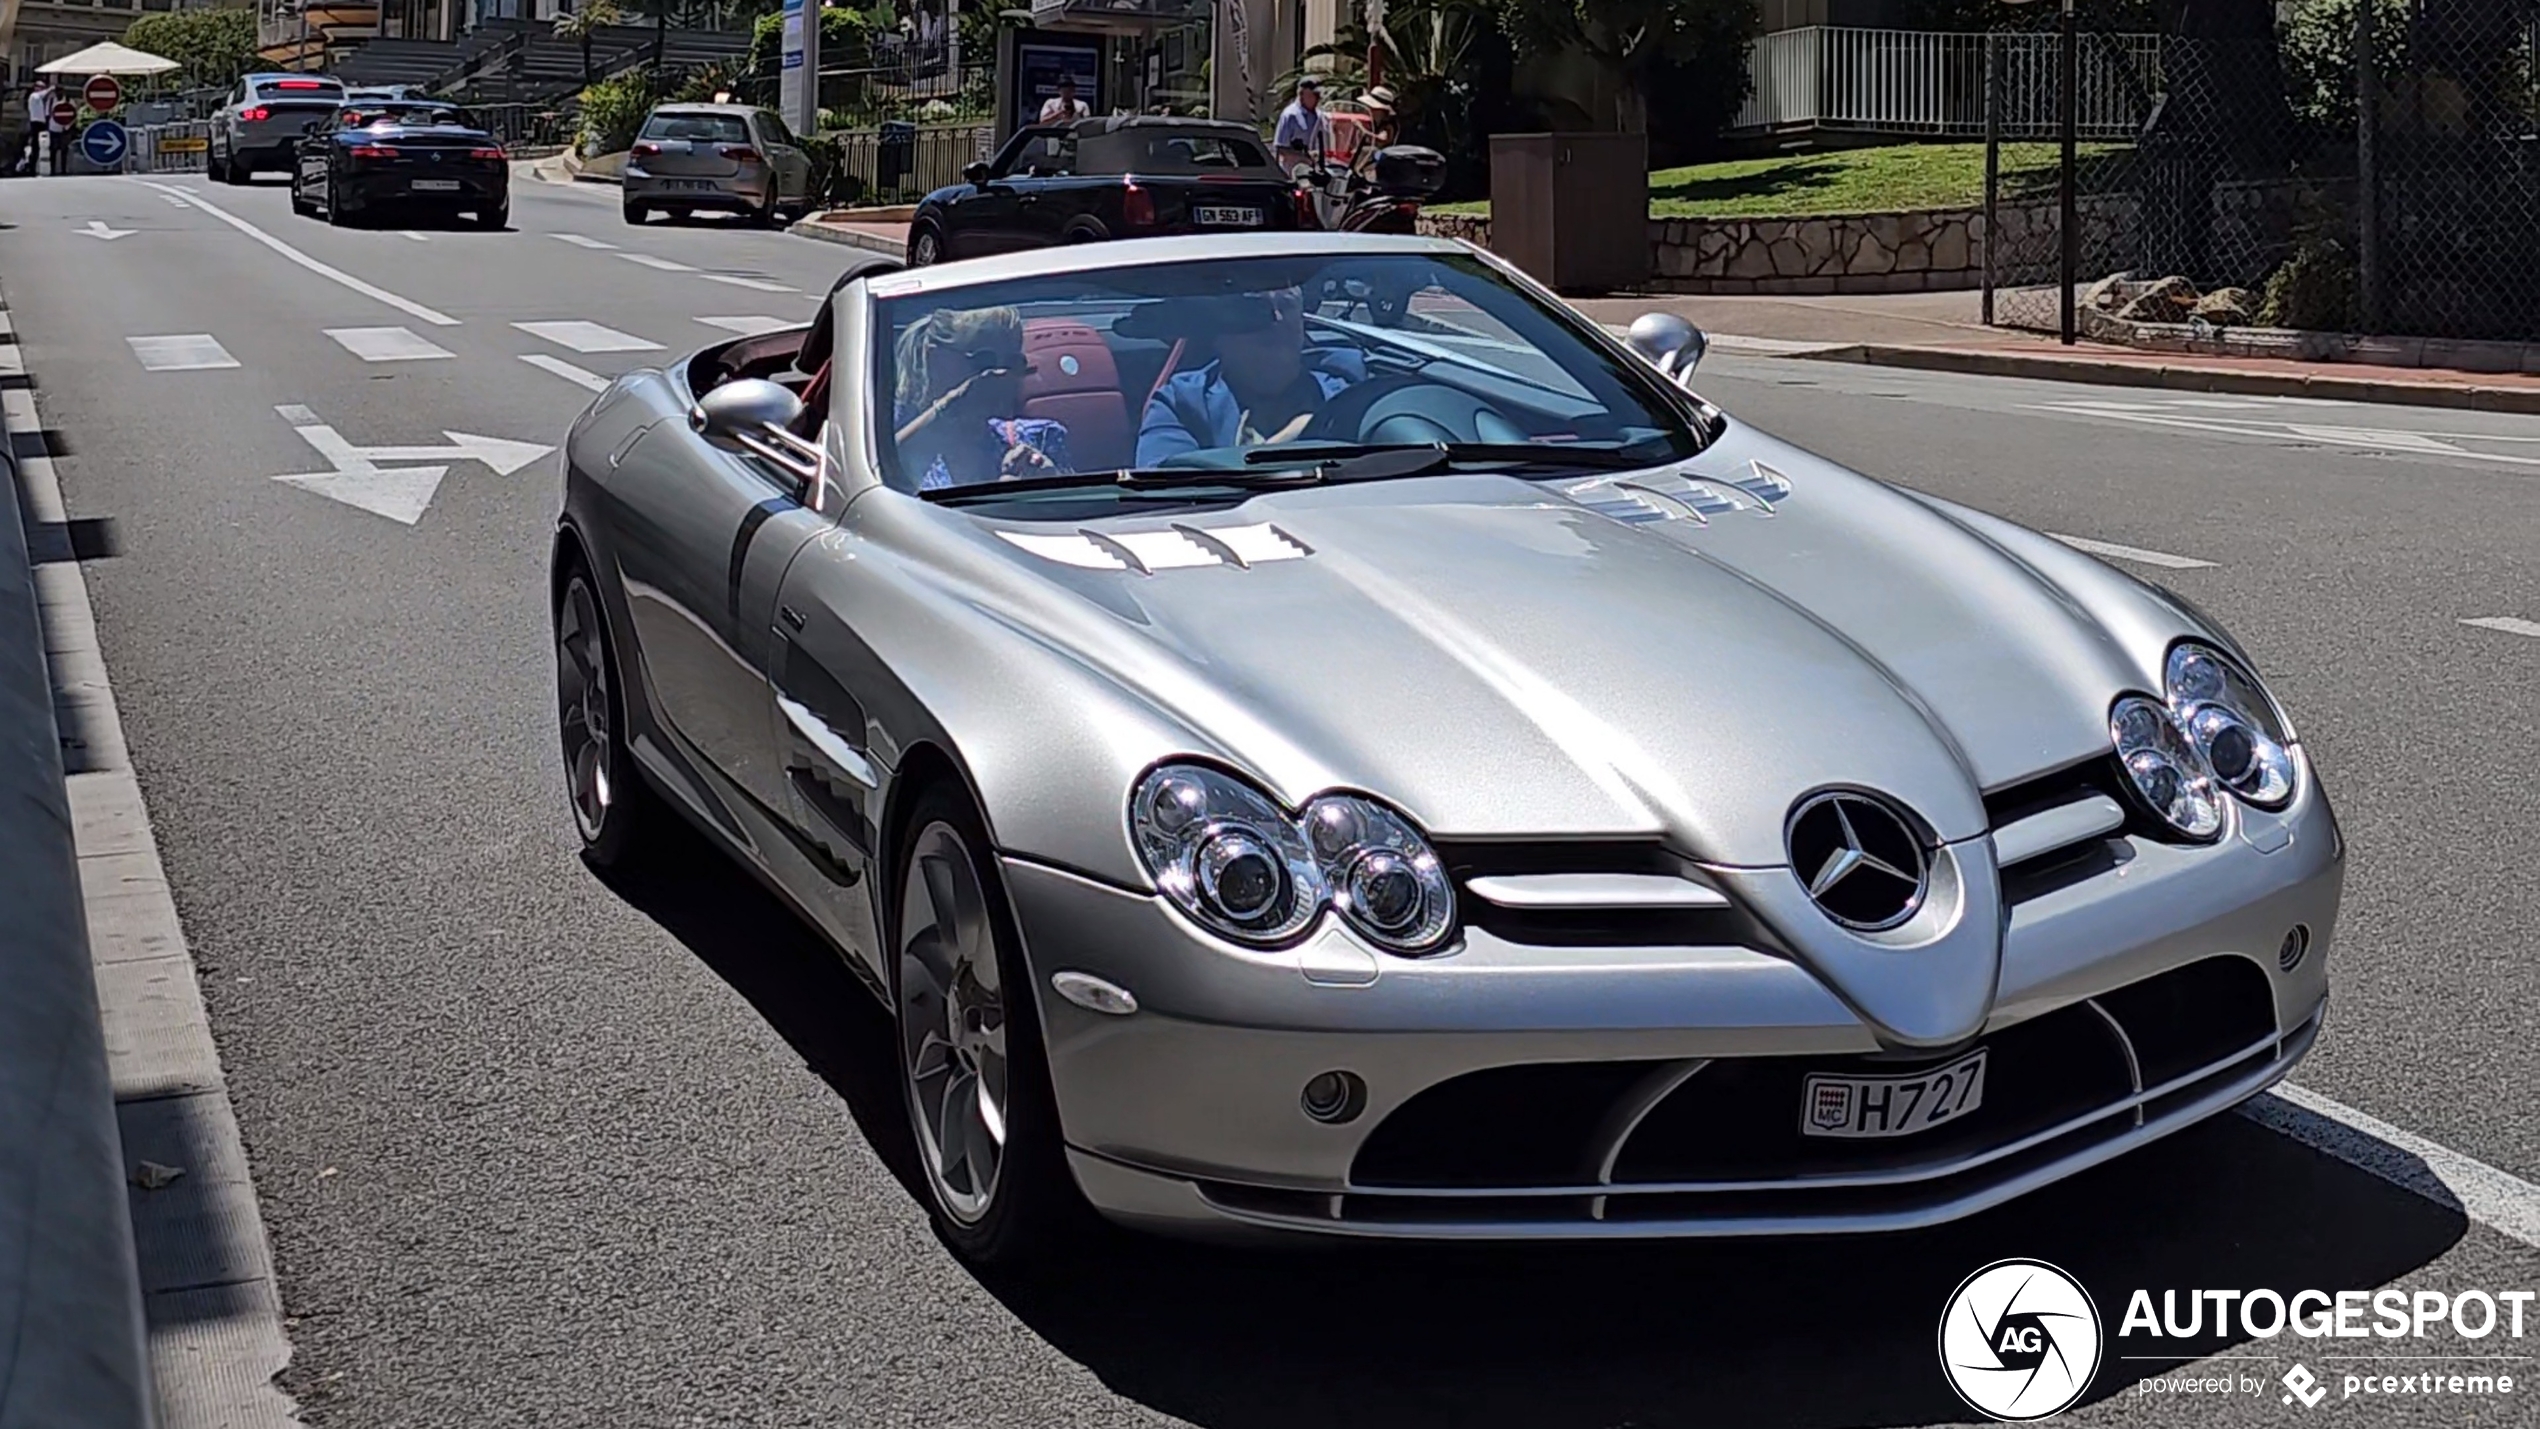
[777,693,878,789]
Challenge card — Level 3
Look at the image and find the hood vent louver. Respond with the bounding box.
[996,522,1312,574]
[1567,460,1792,527]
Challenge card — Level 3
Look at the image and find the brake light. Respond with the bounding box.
[717,145,760,162]
[1395,201,1421,219]
[1122,179,1154,227]
[1293,184,1316,226]
[349,144,395,158]
[240,106,270,121]
[275,79,326,89]
[470,146,505,160]
[631,141,661,157]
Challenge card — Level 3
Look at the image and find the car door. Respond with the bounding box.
[752,109,811,204]
[606,389,837,853]
[945,128,1050,258]
[1008,130,1079,249]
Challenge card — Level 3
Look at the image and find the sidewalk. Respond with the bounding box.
[1570,291,2540,414]
[775,212,2540,415]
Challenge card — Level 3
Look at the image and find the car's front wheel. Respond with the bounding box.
[555,566,661,868]
[908,223,942,267]
[893,784,1084,1264]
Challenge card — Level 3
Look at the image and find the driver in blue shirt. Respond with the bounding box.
[1136,287,1367,466]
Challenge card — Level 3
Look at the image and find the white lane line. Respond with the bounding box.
[2247,1086,2540,1253]
[697,315,797,336]
[519,353,610,391]
[620,252,696,272]
[2049,533,2217,570]
[138,180,460,327]
[324,326,454,362]
[513,320,662,354]
[2462,616,2540,639]
[127,334,239,371]
[552,234,617,249]
[700,272,798,293]
[399,230,429,242]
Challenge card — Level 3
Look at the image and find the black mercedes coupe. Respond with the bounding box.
[293,100,509,229]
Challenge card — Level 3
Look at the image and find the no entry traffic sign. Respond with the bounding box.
[83,74,121,112]
[49,98,75,128]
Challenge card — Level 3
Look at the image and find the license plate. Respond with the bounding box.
[411,178,460,191]
[661,178,716,191]
[1801,1049,1987,1139]
[1195,205,1262,227]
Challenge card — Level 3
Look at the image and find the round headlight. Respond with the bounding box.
[2111,694,2225,840]
[2165,642,2295,809]
[1131,764,1321,945]
[1302,793,1456,953]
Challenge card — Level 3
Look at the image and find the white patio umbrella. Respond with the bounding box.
[36,41,180,76]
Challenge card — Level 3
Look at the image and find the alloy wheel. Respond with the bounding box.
[554,577,614,842]
[897,820,1010,1225]
[911,229,940,266]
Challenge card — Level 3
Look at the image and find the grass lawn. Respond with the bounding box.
[1433,141,2129,220]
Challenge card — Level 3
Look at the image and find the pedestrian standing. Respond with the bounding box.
[1037,74,1089,125]
[23,79,54,174]
[1272,75,1332,178]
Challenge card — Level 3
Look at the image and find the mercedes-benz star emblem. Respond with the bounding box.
[1787,790,1930,931]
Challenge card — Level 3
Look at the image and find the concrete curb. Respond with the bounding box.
[1,295,300,1429]
[0,296,154,1429]
[788,220,903,257]
[1784,342,2540,415]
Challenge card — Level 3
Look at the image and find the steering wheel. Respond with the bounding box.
[1294,374,1422,445]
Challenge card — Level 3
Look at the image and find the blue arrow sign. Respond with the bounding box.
[81,119,128,169]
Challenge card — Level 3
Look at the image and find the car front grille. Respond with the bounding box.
[1210,955,2288,1231]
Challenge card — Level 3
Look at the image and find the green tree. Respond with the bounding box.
[121,8,259,91]
[555,0,626,89]
[1489,0,1756,133]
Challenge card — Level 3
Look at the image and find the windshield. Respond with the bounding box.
[1075,129,1273,175]
[349,105,470,128]
[869,252,1702,502]
[642,112,749,143]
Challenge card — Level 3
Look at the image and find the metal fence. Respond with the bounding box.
[821,121,992,205]
[1983,1,2540,345]
[468,101,572,149]
[1734,26,2160,138]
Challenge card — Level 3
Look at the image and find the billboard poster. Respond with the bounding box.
[1017,39,1102,124]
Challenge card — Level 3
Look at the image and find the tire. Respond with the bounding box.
[474,200,508,230]
[206,149,226,183]
[622,199,647,225]
[907,224,941,267]
[554,565,663,869]
[290,180,314,217]
[221,151,249,185]
[891,781,1086,1266]
[751,188,779,228]
[325,179,355,227]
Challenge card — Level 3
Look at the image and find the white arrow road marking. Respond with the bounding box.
[81,220,135,240]
[520,354,610,391]
[139,181,460,327]
[267,404,553,524]
[2463,616,2540,639]
[514,320,661,353]
[128,334,239,371]
[2048,534,2217,570]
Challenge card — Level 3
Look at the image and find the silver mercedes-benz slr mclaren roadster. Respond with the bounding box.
[548,232,2342,1265]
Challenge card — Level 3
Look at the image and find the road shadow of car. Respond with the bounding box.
[596,816,2467,1429]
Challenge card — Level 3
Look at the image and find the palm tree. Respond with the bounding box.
[556,0,625,89]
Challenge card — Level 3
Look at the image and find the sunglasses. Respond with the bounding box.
[958,347,1027,374]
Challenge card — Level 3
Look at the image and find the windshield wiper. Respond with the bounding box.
[918,466,1326,504]
[1243,441,1668,474]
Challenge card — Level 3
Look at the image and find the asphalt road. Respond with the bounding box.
[2,168,2535,1429]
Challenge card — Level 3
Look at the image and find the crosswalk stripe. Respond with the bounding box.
[2462,616,2540,640]
[700,273,796,293]
[512,320,662,354]
[697,315,797,336]
[325,326,454,362]
[127,334,239,371]
[520,354,611,391]
[621,253,696,272]
[552,234,617,250]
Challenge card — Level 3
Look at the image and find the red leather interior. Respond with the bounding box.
[1020,319,1130,470]
[792,358,832,439]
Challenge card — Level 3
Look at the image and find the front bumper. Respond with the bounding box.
[1007,767,2342,1241]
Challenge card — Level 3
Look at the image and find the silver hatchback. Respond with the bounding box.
[621,103,814,227]
[211,72,347,183]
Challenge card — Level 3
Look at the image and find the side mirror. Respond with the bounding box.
[693,378,804,443]
[1625,312,1707,381]
[964,160,991,186]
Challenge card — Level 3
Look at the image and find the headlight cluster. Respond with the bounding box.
[1131,764,1456,954]
[2109,642,2298,840]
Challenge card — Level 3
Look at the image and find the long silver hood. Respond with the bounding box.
[949,424,2176,870]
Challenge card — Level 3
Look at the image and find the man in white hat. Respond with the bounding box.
[1272,74,1332,178]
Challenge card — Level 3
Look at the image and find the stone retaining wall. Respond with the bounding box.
[1419,201,2120,296]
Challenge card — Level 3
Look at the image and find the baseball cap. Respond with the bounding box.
[1296,75,1321,92]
